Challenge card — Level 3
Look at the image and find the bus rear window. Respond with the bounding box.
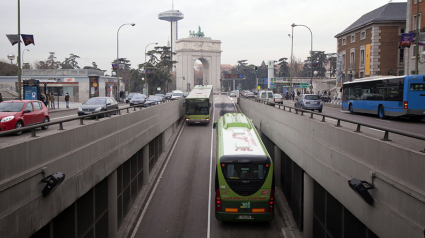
[222,164,269,180]
[410,84,425,91]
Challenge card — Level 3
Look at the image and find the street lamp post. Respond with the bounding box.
[144,42,158,95]
[292,23,313,93]
[117,23,135,100]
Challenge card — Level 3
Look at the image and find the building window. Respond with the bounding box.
[413,14,422,31]
[399,70,404,76]
[342,38,346,46]
[414,0,423,4]
[400,28,405,34]
[351,35,355,43]
[342,54,346,69]
[350,52,355,68]
[360,50,365,66]
[399,48,404,63]
[361,31,366,40]
[360,72,364,78]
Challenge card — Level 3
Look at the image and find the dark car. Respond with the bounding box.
[165,93,173,99]
[125,92,138,103]
[144,96,162,107]
[130,94,146,106]
[294,94,323,112]
[0,100,50,136]
[78,97,119,117]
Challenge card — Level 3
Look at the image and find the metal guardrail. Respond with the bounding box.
[0,99,178,137]
[244,97,425,153]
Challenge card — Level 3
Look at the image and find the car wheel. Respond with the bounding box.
[41,117,49,130]
[318,109,322,113]
[378,106,385,119]
[14,121,23,136]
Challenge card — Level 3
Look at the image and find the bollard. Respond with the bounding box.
[126,108,129,113]
[95,115,99,121]
[311,113,313,118]
[321,116,326,122]
[355,124,362,133]
[301,111,304,116]
[295,109,298,114]
[58,122,64,130]
[134,106,136,111]
[336,119,341,127]
[80,118,84,125]
[382,131,391,141]
[31,129,36,137]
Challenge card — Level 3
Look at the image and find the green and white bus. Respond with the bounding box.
[213,113,275,222]
[184,85,214,124]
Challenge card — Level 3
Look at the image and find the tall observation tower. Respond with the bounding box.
[158,1,184,69]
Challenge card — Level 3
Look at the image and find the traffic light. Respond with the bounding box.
[254,66,258,72]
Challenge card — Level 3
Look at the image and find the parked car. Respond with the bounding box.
[78,97,119,117]
[155,94,164,101]
[294,94,323,112]
[125,92,138,103]
[0,100,50,136]
[144,96,163,107]
[230,92,236,97]
[183,92,189,98]
[273,94,283,104]
[165,93,173,99]
[246,92,255,98]
[130,94,146,106]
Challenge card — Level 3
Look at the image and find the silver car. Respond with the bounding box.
[294,94,323,112]
[273,94,283,104]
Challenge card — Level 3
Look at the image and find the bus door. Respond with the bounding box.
[407,78,425,110]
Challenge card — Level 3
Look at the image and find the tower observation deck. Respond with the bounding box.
[158,9,184,71]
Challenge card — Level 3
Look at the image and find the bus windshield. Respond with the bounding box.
[186,99,209,115]
[222,164,269,180]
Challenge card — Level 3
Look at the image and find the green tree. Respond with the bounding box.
[327,53,337,77]
[83,62,100,70]
[139,46,176,94]
[0,61,18,76]
[277,58,290,77]
[61,54,80,69]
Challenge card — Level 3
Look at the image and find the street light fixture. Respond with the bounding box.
[292,23,313,92]
[144,42,158,95]
[7,54,15,64]
[117,23,135,100]
[22,49,29,65]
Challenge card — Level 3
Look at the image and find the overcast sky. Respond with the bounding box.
[1,0,406,73]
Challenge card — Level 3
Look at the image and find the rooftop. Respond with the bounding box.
[335,2,406,38]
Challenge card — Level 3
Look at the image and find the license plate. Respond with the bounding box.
[195,122,200,123]
[312,102,318,104]
[238,215,252,219]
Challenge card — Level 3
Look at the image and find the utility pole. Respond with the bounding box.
[415,1,420,75]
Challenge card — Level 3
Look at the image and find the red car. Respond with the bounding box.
[0,100,50,135]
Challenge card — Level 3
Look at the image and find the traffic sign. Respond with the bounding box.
[225,74,244,79]
[300,83,310,86]
[270,84,276,89]
[264,78,268,84]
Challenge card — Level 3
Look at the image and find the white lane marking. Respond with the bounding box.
[207,95,219,238]
[130,123,186,238]
[50,115,77,120]
[376,119,391,123]
[369,128,385,132]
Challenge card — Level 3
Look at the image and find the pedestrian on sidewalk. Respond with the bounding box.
[40,93,46,106]
[50,93,55,109]
[65,93,70,108]
[0,93,3,103]
[46,93,50,108]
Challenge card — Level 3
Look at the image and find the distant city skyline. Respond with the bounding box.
[0,0,406,74]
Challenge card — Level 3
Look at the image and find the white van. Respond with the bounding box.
[171,90,184,100]
[258,90,275,105]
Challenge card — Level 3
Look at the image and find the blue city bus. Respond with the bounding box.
[342,75,425,119]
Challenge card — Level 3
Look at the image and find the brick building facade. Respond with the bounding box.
[335,2,406,88]
[404,0,425,75]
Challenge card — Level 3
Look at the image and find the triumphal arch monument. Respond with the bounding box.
[175,27,222,92]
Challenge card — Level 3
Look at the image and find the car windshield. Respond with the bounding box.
[222,163,269,180]
[85,98,106,105]
[0,102,25,112]
[127,93,137,97]
[173,93,183,97]
[186,99,209,115]
[166,93,172,96]
[155,94,163,97]
[305,95,320,100]
[133,95,145,99]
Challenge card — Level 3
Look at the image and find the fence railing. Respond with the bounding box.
[243,97,425,153]
[0,99,179,137]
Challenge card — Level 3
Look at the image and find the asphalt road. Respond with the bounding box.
[132,95,286,238]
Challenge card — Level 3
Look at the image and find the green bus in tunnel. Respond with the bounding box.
[184,85,214,124]
[213,113,275,222]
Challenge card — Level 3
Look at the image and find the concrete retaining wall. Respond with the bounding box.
[0,100,184,238]
[239,97,425,238]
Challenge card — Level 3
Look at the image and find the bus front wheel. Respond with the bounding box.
[378,106,386,119]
